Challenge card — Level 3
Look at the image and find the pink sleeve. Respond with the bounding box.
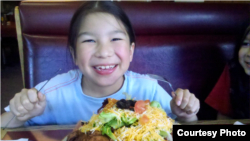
[205,65,232,116]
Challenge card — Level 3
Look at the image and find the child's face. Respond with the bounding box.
[239,32,250,76]
[75,12,135,87]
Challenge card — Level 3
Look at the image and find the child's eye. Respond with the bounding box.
[82,39,95,43]
[242,42,250,47]
[111,38,122,42]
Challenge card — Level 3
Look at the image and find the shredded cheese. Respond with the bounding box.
[79,114,102,132]
[79,104,174,141]
[113,105,174,141]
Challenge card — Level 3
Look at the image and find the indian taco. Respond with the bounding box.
[66,95,174,141]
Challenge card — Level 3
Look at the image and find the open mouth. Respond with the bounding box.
[245,61,250,68]
[93,64,118,75]
[245,61,250,65]
[93,64,118,71]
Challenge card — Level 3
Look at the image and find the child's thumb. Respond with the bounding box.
[38,92,46,102]
[171,91,176,97]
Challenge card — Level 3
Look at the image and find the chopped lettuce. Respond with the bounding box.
[159,130,173,141]
[107,118,124,129]
[122,92,132,100]
[99,112,117,123]
[101,125,117,141]
[121,113,138,126]
[159,130,168,137]
[150,101,164,110]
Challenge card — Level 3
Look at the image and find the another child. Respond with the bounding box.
[1,1,200,128]
[205,25,250,119]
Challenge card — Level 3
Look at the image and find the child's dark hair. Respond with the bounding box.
[229,25,250,119]
[68,1,135,60]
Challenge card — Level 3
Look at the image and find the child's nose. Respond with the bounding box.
[94,43,114,58]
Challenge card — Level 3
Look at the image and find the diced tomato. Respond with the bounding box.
[145,100,150,105]
[134,100,148,114]
[139,114,149,125]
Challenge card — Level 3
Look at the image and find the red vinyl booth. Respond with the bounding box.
[16,1,250,120]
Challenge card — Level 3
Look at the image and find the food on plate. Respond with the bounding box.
[66,95,174,141]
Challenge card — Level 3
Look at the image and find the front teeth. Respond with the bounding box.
[96,65,115,70]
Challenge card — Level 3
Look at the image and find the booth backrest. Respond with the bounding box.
[17,1,250,120]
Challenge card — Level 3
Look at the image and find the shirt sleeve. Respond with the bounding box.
[205,65,232,116]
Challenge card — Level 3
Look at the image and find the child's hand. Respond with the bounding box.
[170,88,200,122]
[9,88,46,121]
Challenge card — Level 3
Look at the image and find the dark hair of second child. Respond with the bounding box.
[229,25,250,119]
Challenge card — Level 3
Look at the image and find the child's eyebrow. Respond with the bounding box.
[77,30,126,38]
[77,32,94,38]
[110,30,126,35]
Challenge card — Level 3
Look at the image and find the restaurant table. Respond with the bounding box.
[1,119,250,141]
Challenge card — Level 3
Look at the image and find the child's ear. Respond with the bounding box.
[69,46,78,66]
[129,42,135,62]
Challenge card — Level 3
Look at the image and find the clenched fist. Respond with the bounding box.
[9,88,46,121]
[170,88,200,122]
